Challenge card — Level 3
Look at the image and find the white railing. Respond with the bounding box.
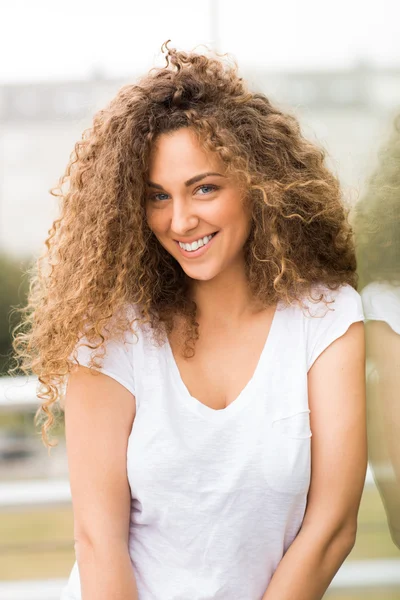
[0,374,40,412]
[0,479,71,508]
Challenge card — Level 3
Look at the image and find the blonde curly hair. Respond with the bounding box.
[11,41,358,449]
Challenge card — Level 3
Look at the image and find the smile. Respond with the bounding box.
[178,232,217,251]
[174,232,218,258]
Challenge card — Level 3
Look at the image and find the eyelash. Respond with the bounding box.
[149,184,219,202]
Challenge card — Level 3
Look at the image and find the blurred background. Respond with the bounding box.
[0,0,399,598]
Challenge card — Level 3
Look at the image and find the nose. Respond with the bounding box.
[170,198,199,236]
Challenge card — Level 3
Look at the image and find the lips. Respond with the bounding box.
[174,231,219,257]
[174,231,218,245]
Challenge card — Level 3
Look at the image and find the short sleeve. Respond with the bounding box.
[70,324,136,396]
[306,284,365,372]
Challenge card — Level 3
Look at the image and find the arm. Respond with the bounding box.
[365,320,400,548]
[64,365,138,600]
[262,321,367,600]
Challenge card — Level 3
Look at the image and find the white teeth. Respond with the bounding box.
[179,233,215,252]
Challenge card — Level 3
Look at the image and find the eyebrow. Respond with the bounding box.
[146,172,226,190]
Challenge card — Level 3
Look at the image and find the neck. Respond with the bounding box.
[188,261,260,328]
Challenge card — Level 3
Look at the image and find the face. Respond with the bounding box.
[145,127,252,282]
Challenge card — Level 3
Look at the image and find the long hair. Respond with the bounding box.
[11,41,358,448]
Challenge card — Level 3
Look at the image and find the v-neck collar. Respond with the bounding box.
[164,301,283,421]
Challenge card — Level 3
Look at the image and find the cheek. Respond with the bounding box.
[213,195,244,224]
[222,203,251,235]
[146,208,165,234]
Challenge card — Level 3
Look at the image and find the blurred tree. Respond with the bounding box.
[0,252,30,375]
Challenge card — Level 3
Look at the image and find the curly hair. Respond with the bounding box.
[11,41,358,449]
[353,111,400,290]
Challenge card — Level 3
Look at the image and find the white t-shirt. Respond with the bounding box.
[60,283,365,600]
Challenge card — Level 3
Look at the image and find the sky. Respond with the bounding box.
[1,0,399,83]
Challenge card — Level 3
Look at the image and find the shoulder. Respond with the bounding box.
[70,303,147,397]
[302,282,364,320]
[302,283,365,372]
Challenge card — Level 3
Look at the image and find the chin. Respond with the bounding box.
[181,265,218,282]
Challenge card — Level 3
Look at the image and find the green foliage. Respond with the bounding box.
[0,251,31,375]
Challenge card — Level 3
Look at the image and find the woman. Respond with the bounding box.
[12,41,367,600]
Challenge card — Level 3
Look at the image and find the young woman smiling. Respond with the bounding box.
[12,41,367,600]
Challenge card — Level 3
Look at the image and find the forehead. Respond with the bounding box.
[148,128,225,177]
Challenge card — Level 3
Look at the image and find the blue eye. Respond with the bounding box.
[196,184,218,195]
[149,184,218,202]
[151,193,169,202]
